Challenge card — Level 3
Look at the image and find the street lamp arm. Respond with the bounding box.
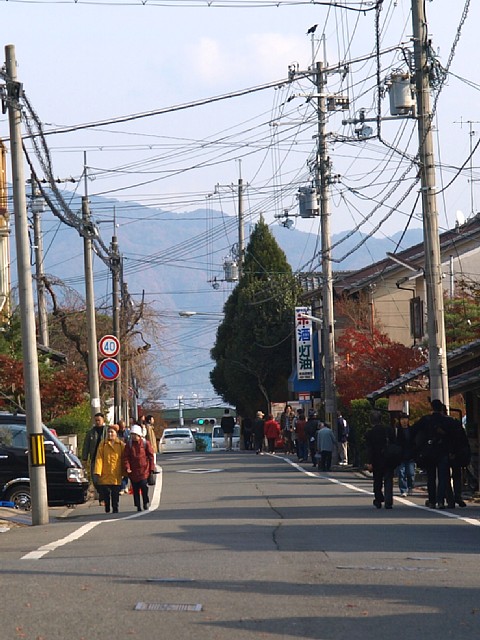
[299,312,322,325]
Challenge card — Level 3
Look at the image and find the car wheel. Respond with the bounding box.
[6,484,32,511]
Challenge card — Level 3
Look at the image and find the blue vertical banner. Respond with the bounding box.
[295,306,315,380]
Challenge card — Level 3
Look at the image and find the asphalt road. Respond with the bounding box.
[1,452,480,640]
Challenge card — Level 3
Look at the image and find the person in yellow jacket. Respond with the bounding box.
[93,425,126,513]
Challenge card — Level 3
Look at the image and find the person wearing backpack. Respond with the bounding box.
[411,399,456,509]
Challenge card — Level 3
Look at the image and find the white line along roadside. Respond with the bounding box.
[21,468,163,561]
[281,455,480,527]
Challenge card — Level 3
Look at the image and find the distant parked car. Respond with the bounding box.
[159,428,196,454]
[211,424,241,449]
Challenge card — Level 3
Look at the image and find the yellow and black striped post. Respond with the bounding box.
[29,433,46,467]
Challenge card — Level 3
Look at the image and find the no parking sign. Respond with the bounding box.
[99,358,121,382]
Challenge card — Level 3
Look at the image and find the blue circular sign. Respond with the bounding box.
[99,358,121,382]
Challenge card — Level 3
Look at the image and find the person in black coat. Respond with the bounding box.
[252,411,265,454]
[304,409,320,466]
[410,399,459,509]
[365,410,397,509]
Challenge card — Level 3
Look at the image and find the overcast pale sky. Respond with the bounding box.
[2,0,479,244]
[2,0,479,406]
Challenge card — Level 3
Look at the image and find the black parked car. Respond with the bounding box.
[0,413,88,510]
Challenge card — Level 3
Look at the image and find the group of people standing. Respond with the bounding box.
[365,400,470,510]
[244,405,350,470]
[82,413,157,513]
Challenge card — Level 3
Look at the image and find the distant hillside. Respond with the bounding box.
[9,191,424,404]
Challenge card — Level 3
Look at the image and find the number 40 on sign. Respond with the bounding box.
[98,335,120,358]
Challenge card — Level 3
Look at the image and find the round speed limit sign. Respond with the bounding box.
[98,335,120,358]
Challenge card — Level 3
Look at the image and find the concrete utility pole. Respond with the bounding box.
[412,1,449,408]
[110,230,121,423]
[0,139,11,319]
[82,157,101,424]
[238,177,245,279]
[31,176,49,348]
[5,44,49,524]
[315,61,337,428]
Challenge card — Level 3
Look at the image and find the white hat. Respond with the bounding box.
[130,425,143,437]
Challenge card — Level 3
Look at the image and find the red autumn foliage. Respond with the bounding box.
[0,354,87,420]
[336,327,426,406]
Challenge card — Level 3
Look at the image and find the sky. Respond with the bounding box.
[2,0,480,407]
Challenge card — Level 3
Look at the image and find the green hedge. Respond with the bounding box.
[347,398,389,466]
[47,401,92,453]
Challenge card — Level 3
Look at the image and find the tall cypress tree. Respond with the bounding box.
[210,219,300,416]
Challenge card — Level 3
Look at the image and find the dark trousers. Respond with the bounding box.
[267,438,276,453]
[99,485,121,511]
[131,478,149,509]
[309,441,316,464]
[424,454,450,505]
[372,464,394,507]
[319,450,332,471]
[446,464,463,505]
[253,434,264,452]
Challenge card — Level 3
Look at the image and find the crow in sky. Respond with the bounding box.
[307,24,318,35]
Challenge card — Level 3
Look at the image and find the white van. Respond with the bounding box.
[211,424,241,449]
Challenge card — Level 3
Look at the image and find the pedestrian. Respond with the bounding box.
[252,411,265,453]
[145,415,158,454]
[280,404,295,454]
[124,425,156,512]
[446,414,470,508]
[264,414,281,454]
[242,415,253,450]
[116,419,129,442]
[316,422,337,471]
[294,410,308,462]
[93,424,126,514]
[82,412,108,501]
[396,412,415,496]
[411,399,457,509]
[365,410,398,509]
[116,419,130,494]
[304,409,320,466]
[221,409,235,450]
[337,412,349,465]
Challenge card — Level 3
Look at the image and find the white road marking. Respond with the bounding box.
[177,468,223,474]
[21,468,164,560]
[282,456,480,526]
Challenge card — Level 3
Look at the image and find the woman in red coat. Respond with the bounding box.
[125,425,156,511]
[264,414,281,454]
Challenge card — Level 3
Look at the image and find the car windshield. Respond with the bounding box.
[163,430,191,439]
[0,421,68,452]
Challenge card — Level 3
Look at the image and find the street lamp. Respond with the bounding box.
[178,310,224,318]
[298,312,323,325]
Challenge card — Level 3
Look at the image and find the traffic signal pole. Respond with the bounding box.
[5,44,49,524]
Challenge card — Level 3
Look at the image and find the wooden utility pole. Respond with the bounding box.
[412,0,449,407]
